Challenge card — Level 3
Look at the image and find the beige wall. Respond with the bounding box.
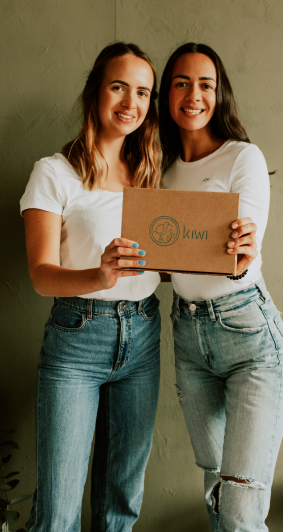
[1,0,283,530]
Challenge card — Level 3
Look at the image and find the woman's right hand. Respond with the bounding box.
[98,238,146,290]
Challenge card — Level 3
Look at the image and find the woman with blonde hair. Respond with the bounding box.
[21,42,162,532]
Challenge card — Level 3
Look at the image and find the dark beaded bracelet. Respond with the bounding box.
[227,269,248,280]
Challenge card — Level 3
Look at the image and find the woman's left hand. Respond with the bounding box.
[227,217,258,275]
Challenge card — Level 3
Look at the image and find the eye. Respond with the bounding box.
[112,85,124,92]
[138,90,149,98]
[175,81,188,88]
[202,83,214,90]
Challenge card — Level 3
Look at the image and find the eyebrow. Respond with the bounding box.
[109,79,151,91]
[173,74,216,82]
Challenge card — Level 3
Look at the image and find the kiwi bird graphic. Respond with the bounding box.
[154,222,175,242]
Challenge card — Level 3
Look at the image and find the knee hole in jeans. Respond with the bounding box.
[220,475,265,490]
[212,476,265,515]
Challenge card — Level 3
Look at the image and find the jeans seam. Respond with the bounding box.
[263,362,283,486]
[97,386,110,532]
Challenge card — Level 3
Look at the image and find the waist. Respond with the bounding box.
[55,293,155,316]
[173,276,270,316]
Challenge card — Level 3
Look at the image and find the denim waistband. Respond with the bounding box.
[173,277,270,321]
[54,293,155,317]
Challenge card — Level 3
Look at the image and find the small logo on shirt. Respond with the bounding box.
[203,178,210,181]
[149,216,180,246]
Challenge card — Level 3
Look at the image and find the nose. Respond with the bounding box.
[122,90,137,109]
[185,82,201,102]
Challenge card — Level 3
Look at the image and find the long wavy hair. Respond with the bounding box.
[159,42,250,173]
[62,42,161,190]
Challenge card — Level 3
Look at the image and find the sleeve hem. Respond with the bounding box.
[20,201,63,217]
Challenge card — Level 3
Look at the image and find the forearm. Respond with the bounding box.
[30,263,103,297]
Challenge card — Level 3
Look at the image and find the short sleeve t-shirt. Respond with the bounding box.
[163,140,270,301]
[20,153,160,301]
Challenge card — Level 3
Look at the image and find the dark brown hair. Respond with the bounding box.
[159,42,250,173]
[62,42,161,190]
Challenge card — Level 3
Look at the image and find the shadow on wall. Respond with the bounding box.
[266,484,283,530]
[0,97,69,530]
[152,506,210,532]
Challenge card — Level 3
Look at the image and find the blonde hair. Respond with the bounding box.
[62,42,162,190]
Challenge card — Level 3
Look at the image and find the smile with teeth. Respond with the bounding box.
[116,112,135,120]
[181,108,204,115]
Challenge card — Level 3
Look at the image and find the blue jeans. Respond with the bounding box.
[172,278,283,532]
[27,293,160,532]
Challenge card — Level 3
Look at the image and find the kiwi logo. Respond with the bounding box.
[149,216,180,246]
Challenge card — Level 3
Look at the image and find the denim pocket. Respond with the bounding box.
[50,303,87,332]
[217,300,268,334]
[140,294,160,321]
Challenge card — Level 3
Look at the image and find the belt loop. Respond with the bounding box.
[138,299,143,314]
[87,299,93,320]
[206,299,216,321]
[255,282,266,302]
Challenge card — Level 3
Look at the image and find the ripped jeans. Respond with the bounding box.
[172,278,283,531]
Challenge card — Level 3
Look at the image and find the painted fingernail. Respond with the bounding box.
[138,260,146,265]
[132,243,139,248]
[138,250,146,255]
[232,231,238,237]
[232,222,238,229]
[138,270,144,274]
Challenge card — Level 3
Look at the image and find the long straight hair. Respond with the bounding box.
[62,42,161,190]
[159,42,250,173]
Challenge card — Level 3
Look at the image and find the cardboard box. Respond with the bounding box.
[121,188,239,275]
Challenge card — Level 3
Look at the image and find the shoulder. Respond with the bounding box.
[20,153,81,215]
[32,153,79,182]
[226,141,267,168]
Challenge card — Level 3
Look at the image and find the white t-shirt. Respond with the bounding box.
[20,153,160,301]
[163,140,270,301]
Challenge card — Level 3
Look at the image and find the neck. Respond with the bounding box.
[96,133,132,192]
[96,133,125,166]
[179,125,225,162]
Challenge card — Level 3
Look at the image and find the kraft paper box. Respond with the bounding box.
[121,188,239,276]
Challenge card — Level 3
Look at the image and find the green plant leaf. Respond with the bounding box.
[4,509,20,523]
[10,494,32,505]
[0,442,19,452]
[0,480,20,492]
[0,499,7,509]
[0,455,11,466]
[0,473,20,480]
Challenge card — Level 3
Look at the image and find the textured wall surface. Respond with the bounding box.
[1,0,283,530]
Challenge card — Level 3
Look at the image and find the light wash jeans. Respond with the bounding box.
[27,293,160,532]
[172,278,283,532]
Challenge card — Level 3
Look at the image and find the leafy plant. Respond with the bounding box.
[0,431,32,532]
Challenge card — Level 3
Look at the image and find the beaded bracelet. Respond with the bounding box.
[227,269,248,280]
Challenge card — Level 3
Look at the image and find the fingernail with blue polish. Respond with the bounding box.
[138,250,146,256]
[132,243,139,248]
[138,260,146,265]
[138,270,144,274]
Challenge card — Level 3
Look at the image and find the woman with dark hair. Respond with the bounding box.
[159,43,283,531]
[20,42,162,532]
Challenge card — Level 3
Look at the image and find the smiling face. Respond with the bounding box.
[97,54,154,140]
[168,53,217,136]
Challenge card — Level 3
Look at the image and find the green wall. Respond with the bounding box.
[1,0,283,530]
